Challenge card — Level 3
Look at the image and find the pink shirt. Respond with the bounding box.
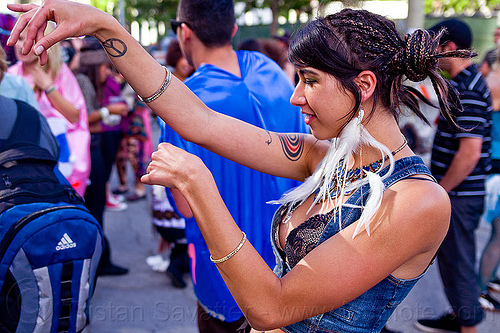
[9,62,91,197]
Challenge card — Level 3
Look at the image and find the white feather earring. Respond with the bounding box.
[270,105,402,238]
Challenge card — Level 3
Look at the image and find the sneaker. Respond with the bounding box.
[105,195,128,211]
[479,292,500,312]
[127,191,146,202]
[110,193,125,203]
[488,278,500,292]
[415,313,460,333]
[112,187,128,195]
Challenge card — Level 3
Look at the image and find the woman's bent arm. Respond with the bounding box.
[142,143,451,331]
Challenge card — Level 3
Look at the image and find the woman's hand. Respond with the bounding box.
[7,0,111,65]
[141,143,210,191]
[29,65,53,91]
[106,103,128,116]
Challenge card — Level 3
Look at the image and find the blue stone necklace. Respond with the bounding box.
[316,136,408,200]
[281,137,407,224]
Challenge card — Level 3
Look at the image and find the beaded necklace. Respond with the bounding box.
[282,137,407,224]
[317,136,408,200]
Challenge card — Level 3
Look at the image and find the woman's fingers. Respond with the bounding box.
[6,4,38,48]
[8,0,107,65]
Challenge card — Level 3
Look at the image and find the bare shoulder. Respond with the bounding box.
[382,176,450,249]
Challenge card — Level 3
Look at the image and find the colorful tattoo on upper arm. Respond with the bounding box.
[278,134,304,161]
[102,38,127,57]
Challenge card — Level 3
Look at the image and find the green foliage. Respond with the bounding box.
[125,0,178,24]
[240,0,313,18]
[425,0,500,15]
[90,0,178,26]
[89,0,114,12]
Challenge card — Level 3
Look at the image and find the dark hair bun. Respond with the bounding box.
[392,29,438,82]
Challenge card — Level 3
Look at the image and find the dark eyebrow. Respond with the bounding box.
[298,68,319,76]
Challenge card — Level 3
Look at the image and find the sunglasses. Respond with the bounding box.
[170,19,192,35]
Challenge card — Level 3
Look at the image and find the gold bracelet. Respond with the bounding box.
[210,232,247,264]
[138,66,172,103]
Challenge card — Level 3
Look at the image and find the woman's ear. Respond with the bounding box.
[354,70,377,103]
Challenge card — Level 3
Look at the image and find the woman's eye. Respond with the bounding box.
[304,78,316,85]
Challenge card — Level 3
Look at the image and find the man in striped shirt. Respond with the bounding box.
[416,19,492,333]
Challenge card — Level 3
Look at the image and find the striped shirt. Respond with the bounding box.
[431,64,492,196]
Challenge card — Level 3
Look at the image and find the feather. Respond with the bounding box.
[352,171,385,238]
[269,109,397,238]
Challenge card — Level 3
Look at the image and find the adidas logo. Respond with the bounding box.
[55,233,77,251]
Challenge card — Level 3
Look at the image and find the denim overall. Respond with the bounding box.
[271,156,435,333]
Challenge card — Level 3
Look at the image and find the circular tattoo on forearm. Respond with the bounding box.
[278,134,304,161]
[102,38,127,57]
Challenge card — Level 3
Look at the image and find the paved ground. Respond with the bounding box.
[83,121,500,332]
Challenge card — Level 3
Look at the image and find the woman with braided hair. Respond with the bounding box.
[7,1,474,332]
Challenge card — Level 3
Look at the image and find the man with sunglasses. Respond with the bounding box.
[158,0,307,332]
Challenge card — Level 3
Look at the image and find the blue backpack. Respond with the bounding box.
[0,100,103,333]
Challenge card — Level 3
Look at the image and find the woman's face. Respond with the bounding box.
[14,30,38,65]
[98,63,112,84]
[291,67,355,140]
[175,56,194,79]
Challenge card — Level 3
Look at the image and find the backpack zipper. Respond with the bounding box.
[1,174,59,188]
[0,187,78,202]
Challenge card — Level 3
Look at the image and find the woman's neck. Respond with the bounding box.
[350,108,411,168]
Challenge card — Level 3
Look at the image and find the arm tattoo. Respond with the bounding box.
[265,130,273,145]
[278,134,304,161]
[102,38,127,57]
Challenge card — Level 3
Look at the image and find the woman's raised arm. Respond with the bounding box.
[8,0,322,182]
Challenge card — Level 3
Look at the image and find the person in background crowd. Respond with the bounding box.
[0,13,16,64]
[112,69,154,203]
[165,38,194,82]
[236,38,264,54]
[416,19,492,333]
[476,45,500,312]
[148,38,194,288]
[0,44,38,108]
[8,23,90,197]
[75,37,129,276]
[479,27,500,77]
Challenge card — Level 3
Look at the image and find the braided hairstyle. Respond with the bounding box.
[288,8,474,131]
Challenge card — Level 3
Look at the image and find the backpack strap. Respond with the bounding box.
[9,100,41,144]
[0,100,57,165]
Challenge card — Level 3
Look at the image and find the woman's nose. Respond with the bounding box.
[290,84,306,107]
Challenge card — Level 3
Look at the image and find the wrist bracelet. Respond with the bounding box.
[138,66,172,103]
[97,107,110,119]
[210,232,247,264]
[44,85,56,95]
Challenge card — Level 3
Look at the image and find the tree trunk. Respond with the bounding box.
[406,0,424,33]
[270,0,279,36]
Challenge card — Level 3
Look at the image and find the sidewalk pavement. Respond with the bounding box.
[83,121,500,332]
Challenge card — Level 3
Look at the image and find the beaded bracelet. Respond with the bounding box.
[44,85,56,95]
[210,232,247,264]
[138,66,172,103]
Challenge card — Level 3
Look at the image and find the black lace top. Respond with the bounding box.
[272,205,337,270]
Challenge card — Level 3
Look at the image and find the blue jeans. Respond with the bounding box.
[438,195,485,326]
